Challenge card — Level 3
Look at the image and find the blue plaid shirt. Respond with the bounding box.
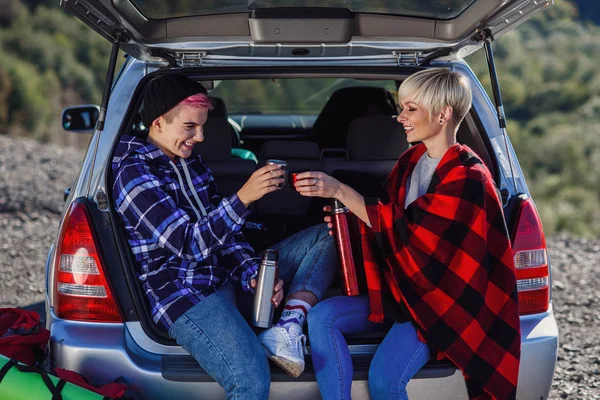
[112,135,259,331]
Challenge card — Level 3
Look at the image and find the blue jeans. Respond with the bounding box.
[308,295,431,400]
[168,224,337,400]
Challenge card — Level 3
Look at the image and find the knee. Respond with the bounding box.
[311,222,332,242]
[308,300,337,329]
[308,301,341,341]
[307,303,323,332]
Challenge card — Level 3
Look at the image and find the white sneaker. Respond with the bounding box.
[259,324,307,378]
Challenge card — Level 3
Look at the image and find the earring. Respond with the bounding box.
[439,119,443,124]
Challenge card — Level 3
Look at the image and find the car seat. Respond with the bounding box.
[311,86,398,150]
[208,97,257,162]
[193,105,256,197]
[324,115,409,198]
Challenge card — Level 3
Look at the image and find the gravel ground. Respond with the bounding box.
[0,135,84,312]
[0,134,598,399]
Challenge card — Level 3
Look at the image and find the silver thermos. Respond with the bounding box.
[252,249,279,328]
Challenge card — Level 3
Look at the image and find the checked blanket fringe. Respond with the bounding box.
[360,143,521,400]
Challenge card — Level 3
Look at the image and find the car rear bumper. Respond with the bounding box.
[48,306,558,400]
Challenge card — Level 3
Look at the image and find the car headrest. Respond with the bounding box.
[193,105,232,161]
[259,141,321,160]
[347,116,408,161]
[312,86,398,149]
[209,97,228,119]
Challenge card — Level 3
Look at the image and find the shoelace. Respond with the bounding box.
[281,328,308,355]
[288,332,308,355]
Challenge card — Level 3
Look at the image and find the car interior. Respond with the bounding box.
[112,73,500,348]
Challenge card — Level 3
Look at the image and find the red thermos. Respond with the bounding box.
[331,199,360,296]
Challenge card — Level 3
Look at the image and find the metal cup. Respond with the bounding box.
[266,159,287,189]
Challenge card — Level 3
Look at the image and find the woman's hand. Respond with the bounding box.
[237,165,284,207]
[294,171,344,199]
[250,278,285,307]
[323,205,334,236]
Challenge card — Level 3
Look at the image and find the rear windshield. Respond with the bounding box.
[209,78,397,115]
[132,0,477,20]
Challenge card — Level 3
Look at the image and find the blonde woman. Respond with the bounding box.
[295,68,521,400]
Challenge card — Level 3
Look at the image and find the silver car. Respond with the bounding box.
[47,1,558,399]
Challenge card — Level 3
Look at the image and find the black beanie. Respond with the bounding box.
[140,75,208,127]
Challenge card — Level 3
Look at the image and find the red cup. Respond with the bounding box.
[290,172,300,187]
[290,172,310,187]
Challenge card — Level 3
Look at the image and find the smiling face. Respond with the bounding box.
[148,104,209,160]
[397,98,443,144]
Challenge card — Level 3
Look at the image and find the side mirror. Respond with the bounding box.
[61,105,100,133]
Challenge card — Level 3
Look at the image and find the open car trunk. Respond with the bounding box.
[92,64,515,384]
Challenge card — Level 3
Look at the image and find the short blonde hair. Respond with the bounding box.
[398,68,472,124]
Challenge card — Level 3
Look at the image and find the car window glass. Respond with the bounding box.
[209,78,397,115]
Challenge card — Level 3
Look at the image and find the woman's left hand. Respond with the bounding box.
[294,171,343,199]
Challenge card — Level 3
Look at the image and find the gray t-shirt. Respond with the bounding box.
[405,152,442,208]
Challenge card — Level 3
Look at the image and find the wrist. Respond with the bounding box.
[237,190,252,208]
[334,183,348,203]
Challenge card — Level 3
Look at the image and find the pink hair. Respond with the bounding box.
[161,93,213,123]
[180,93,213,111]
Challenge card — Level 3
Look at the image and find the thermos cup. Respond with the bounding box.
[266,159,287,189]
[331,199,360,296]
[252,249,279,328]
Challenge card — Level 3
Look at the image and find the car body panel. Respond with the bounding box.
[48,303,557,399]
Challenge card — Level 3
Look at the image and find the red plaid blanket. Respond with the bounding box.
[360,143,521,399]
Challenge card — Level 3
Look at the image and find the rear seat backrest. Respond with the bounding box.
[259,141,321,161]
[324,115,409,197]
[346,115,407,161]
[193,102,256,197]
[312,86,398,149]
[208,97,242,148]
[256,141,324,218]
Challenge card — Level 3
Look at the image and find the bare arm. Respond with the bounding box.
[294,171,371,227]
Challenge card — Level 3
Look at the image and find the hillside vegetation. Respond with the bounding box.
[0,0,599,237]
[465,1,600,237]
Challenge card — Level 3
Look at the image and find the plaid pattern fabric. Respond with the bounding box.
[360,143,521,400]
[112,135,259,331]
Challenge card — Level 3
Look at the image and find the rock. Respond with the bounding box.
[562,344,579,353]
[554,280,566,290]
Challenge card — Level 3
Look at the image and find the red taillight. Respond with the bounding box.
[512,197,550,315]
[54,202,122,322]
